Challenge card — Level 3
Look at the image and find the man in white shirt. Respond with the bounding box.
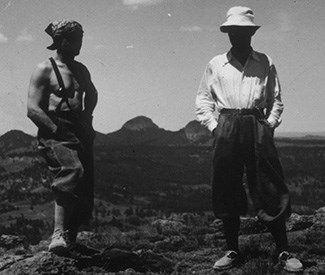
[196,6,302,273]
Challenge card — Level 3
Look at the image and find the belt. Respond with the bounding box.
[220,108,264,117]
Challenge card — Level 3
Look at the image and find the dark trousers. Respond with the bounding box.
[38,113,94,225]
[212,111,290,252]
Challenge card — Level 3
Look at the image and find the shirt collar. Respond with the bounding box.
[251,50,260,61]
[224,49,260,66]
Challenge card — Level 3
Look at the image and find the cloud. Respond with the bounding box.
[16,29,34,42]
[206,26,220,32]
[123,0,163,8]
[179,26,202,32]
[0,32,8,43]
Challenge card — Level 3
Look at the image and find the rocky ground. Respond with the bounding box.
[0,207,325,275]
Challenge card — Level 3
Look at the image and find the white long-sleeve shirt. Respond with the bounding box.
[195,50,283,132]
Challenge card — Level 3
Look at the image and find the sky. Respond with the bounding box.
[0,0,325,136]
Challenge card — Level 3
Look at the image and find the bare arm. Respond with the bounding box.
[82,65,98,117]
[27,62,58,133]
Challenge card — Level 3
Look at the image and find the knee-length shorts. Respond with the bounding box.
[38,115,94,224]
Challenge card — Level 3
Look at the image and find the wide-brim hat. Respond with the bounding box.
[220,6,260,33]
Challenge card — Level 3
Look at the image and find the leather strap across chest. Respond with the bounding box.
[49,57,72,112]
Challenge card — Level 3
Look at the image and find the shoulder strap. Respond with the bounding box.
[49,57,72,112]
[49,57,65,91]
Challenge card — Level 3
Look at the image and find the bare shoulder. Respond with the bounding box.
[31,59,52,81]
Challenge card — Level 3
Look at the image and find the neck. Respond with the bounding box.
[231,45,252,56]
[231,46,253,66]
[56,51,75,64]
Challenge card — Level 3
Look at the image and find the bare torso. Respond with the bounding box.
[27,54,98,135]
[45,59,86,112]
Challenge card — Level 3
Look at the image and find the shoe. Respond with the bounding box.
[67,222,79,244]
[213,250,238,270]
[68,228,78,244]
[48,229,69,256]
[278,251,303,273]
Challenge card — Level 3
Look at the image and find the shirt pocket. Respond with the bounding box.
[252,77,267,103]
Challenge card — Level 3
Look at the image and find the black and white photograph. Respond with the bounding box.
[0,0,324,274]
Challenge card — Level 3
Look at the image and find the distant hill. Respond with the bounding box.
[0,130,35,149]
[0,130,36,155]
[277,131,325,139]
[0,117,212,149]
[96,116,212,146]
[122,116,159,131]
[1,117,324,150]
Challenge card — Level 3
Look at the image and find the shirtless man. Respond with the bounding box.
[27,20,98,255]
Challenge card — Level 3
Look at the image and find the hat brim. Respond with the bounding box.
[47,42,57,50]
[220,25,260,33]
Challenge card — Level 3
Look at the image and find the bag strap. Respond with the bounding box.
[49,57,72,112]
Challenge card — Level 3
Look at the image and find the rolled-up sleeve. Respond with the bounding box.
[265,64,284,128]
[195,64,218,132]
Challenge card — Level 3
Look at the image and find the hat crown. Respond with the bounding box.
[220,6,260,33]
[227,6,255,19]
[45,20,83,38]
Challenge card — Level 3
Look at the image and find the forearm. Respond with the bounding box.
[195,97,218,132]
[266,100,283,128]
[27,107,57,133]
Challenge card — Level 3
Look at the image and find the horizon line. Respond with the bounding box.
[1,128,325,138]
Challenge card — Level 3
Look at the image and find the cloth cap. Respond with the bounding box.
[220,6,260,33]
[45,20,83,50]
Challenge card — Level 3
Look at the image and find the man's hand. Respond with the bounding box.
[259,119,274,129]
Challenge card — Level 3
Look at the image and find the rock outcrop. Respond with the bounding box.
[1,208,325,274]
